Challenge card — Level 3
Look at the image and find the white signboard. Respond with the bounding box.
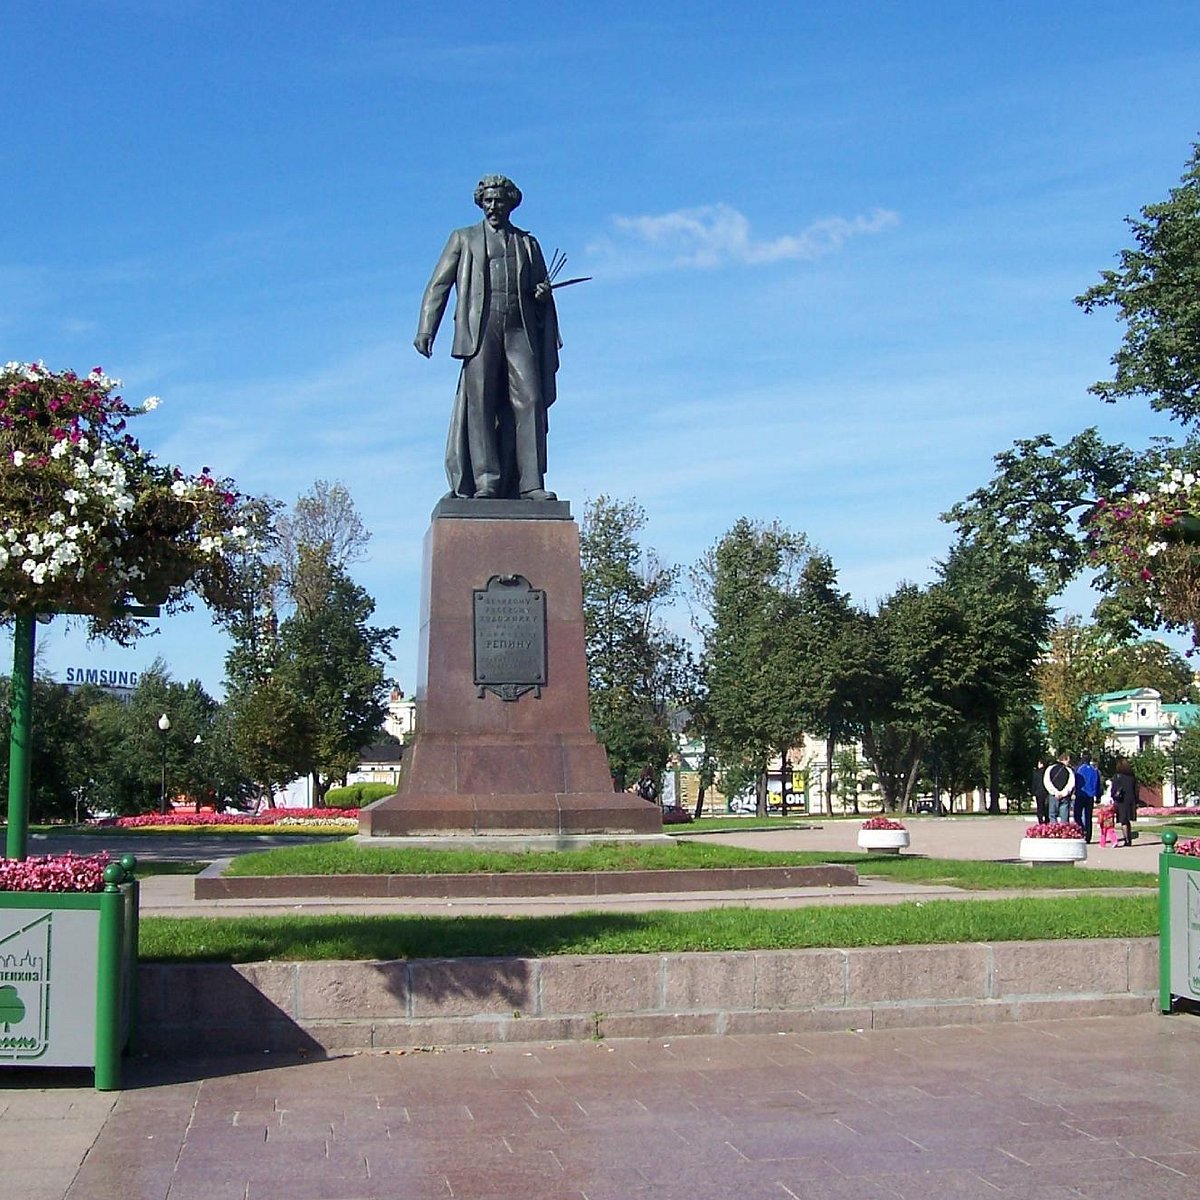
[0,908,99,1066]
[1168,871,1200,1004]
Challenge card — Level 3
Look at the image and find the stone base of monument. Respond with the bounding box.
[359,503,665,841]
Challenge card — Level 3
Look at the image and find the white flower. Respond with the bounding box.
[50,439,71,460]
[11,450,26,467]
[141,396,161,411]
[1148,542,1167,557]
[171,479,189,497]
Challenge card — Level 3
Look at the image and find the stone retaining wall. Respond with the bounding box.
[193,864,857,900]
[136,938,1158,1056]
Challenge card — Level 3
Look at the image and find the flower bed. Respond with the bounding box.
[1172,837,1200,857]
[0,851,111,892]
[96,807,360,829]
[1138,806,1200,817]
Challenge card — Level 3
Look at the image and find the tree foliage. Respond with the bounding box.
[222,483,395,802]
[275,479,370,617]
[938,539,1052,811]
[580,496,689,789]
[1075,143,1200,426]
[945,144,1200,643]
[851,583,976,812]
[0,678,113,821]
[693,519,813,814]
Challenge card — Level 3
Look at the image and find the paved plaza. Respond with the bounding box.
[3,1015,1199,1199]
[24,815,1170,920]
[3,816,1190,1197]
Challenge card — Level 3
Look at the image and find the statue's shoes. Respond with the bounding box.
[473,489,501,499]
[521,488,557,501]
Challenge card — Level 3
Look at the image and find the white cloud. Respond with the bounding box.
[589,203,899,271]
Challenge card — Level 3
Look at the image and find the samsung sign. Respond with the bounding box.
[64,667,141,690]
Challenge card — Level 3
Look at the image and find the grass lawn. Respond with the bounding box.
[220,839,1155,891]
[138,892,1158,963]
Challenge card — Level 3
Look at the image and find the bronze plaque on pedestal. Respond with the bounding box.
[473,575,546,701]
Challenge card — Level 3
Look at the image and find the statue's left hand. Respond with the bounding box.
[534,281,552,302]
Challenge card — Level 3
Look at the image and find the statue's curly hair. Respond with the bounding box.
[474,174,522,210]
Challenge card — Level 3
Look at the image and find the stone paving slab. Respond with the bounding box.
[3,1014,1197,1199]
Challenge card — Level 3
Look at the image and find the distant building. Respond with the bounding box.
[1086,687,1197,805]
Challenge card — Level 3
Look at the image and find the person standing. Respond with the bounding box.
[1110,759,1140,846]
[1031,758,1050,824]
[1043,753,1076,824]
[1074,753,1101,843]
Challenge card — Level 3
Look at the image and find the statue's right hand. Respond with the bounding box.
[414,335,433,358]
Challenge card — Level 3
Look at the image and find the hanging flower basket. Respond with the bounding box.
[0,361,257,636]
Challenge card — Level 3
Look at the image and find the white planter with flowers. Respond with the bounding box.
[1020,822,1087,865]
[857,818,909,854]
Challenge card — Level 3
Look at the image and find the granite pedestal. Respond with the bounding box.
[360,500,663,839]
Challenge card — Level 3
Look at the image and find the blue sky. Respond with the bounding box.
[4,1,1200,696]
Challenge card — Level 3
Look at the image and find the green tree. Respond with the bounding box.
[1171,715,1200,803]
[693,519,811,816]
[851,584,975,812]
[923,720,987,812]
[579,496,690,789]
[1075,143,1200,426]
[945,144,1200,642]
[788,554,864,815]
[0,678,115,822]
[270,557,397,803]
[80,662,233,816]
[939,539,1052,812]
[222,485,395,804]
[275,479,370,617]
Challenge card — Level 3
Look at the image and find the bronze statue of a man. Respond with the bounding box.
[415,175,560,501]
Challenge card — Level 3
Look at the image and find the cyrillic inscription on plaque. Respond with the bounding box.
[473,574,546,701]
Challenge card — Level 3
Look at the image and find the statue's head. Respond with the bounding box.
[474,174,522,212]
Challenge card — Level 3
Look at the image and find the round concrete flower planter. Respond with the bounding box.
[1019,836,1087,865]
[857,828,910,854]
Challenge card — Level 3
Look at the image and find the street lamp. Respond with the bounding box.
[157,713,170,815]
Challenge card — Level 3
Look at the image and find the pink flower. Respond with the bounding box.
[861,815,906,830]
[1025,821,1085,839]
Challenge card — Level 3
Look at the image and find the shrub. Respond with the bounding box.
[325,782,395,809]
